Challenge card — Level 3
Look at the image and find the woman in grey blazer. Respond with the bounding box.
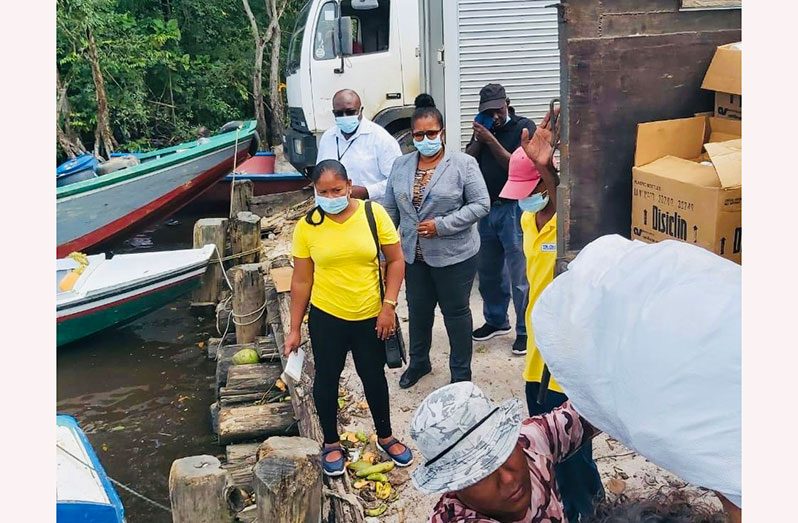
[383,95,490,388]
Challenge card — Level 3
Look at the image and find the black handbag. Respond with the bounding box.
[364,201,407,369]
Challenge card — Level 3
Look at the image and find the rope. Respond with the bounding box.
[231,299,266,326]
[211,246,262,263]
[57,443,172,514]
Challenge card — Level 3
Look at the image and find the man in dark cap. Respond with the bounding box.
[466,83,536,357]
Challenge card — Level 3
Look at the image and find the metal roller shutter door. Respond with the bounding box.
[456,0,560,148]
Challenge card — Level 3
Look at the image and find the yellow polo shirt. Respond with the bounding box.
[521,211,562,392]
[291,200,399,321]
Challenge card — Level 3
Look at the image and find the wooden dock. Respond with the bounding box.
[169,183,365,523]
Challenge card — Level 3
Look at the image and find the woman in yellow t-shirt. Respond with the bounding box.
[284,159,413,477]
[498,110,603,521]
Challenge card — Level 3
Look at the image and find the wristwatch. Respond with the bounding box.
[383,299,398,308]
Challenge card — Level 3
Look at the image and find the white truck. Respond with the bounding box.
[282,0,560,173]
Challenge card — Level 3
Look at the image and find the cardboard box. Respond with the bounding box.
[631,116,741,264]
[702,42,742,120]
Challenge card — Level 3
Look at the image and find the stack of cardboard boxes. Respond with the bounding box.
[631,42,742,264]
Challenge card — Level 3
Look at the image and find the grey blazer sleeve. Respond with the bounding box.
[434,156,490,236]
[382,161,401,227]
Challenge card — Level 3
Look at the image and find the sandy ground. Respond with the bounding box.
[334,278,721,522]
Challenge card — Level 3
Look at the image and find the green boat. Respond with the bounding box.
[56,245,216,346]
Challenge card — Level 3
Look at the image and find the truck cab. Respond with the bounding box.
[283,0,420,173]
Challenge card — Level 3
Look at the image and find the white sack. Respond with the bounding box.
[532,235,741,507]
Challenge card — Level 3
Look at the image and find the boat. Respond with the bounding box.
[57,414,125,522]
[56,121,259,258]
[56,245,216,347]
[195,151,310,208]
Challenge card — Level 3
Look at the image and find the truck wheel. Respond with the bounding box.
[392,128,415,155]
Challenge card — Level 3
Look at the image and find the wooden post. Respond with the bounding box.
[229,264,266,345]
[191,218,228,311]
[230,211,261,265]
[230,180,254,217]
[254,437,323,523]
[168,455,233,523]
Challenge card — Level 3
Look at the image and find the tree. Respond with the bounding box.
[57,0,118,160]
[85,25,117,158]
[265,0,289,140]
[57,67,88,159]
[56,0,304,159]
[241,0,290,148]
[241,0,269,145]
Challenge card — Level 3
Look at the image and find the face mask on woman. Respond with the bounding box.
[518,192,549,213]
[414,135,443,157]
[315,192,350,215]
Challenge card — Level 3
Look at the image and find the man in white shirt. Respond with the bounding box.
[316,89,402,202]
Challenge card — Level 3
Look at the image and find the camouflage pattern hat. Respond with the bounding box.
[409,382,523,494]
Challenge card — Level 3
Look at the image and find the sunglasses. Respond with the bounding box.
[412,129,443,140]
[333,108,361,117]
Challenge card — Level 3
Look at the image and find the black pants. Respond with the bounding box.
[526,382,605,522]
[404,255,478,382]
[308,306,392,444]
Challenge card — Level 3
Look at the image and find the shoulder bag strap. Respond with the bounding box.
[364,200,385,302]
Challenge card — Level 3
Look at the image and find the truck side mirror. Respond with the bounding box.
[338,16,354,56]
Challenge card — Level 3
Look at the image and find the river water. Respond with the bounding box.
[57,205,228,522]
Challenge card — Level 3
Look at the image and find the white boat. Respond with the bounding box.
[57,415,125,522]
[57,245,216,346]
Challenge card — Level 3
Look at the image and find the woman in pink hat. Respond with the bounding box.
[498,108,604,521]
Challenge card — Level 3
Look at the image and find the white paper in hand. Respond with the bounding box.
[285,348,304,382]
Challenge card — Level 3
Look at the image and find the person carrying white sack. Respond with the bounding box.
[530,234,742,522]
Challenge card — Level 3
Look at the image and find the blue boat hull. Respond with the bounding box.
[57,415,125,523]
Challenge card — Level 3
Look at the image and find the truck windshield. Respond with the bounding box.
[287,1,312,75]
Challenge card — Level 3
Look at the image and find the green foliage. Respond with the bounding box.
[57,0,308,159]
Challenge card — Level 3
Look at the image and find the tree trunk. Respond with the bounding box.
[266,0,287,142]
[242,0,269,146]
[85,27,116,160]
[56,68,87,160]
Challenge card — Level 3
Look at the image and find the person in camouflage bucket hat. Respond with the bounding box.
[410,381,600,522]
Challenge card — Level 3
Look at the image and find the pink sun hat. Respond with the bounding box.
[499,146,541,200]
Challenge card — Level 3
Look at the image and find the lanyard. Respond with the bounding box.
[336,136,359,161]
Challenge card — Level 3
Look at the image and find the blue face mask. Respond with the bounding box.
[414,136,443,157]
[518,192,549,213]
[315,193,349,215]
[335,115,360,134]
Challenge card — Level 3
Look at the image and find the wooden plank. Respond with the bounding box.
[250,188,313,220]
[561,0,739,38]
[226,363,282,390]
[682,0,741,8]
[218,403,297,445]
[215,343,267,394]
[223,443,260,490]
